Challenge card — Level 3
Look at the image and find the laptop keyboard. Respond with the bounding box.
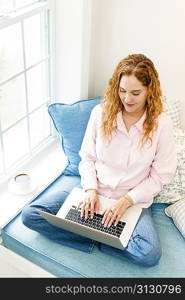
[65,205,126,238]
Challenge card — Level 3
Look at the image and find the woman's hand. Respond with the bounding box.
[77,189,100,220]
[102,196,133,228]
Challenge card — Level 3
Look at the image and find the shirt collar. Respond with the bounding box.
[117,110,146,132]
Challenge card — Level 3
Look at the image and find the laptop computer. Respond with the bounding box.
[38,187,142,250]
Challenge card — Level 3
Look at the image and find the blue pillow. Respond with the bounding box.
[48,97,101,176]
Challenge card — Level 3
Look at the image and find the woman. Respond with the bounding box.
[77,53,177,266]
[22,54,177,267]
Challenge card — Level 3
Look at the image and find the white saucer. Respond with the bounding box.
[8,177,38,196]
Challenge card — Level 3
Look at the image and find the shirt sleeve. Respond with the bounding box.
[127,115,178,208]
[78,105,100,191]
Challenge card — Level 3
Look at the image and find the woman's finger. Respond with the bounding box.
[104,211,113,227]
[102,209,109,224]
[85,200,91,220]
[76,200,83,210]
[80,198,89,218]
[107,211,117,228]
[90,200,95,219]
[94,200,100,214]
[114,214,121,226]
[80,202,85,218]
[103,209,115,227]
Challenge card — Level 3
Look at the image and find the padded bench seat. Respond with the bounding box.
[1,173,185,278]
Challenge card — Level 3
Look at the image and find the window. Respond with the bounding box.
[0,0,54,179]
[0,1,45,14]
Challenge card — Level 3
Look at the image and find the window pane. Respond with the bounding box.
[24,13,48,67]
[15,0,39,9]
[27,61,49,112]
[0,0,42,12]
[0,142,3,174]
[0,0,14,13]
[0,75,26,131]
[3,119,29,168]
[0,23,24,82]
[29,105,50,149]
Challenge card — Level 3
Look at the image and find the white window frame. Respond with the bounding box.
[0,0,56,182]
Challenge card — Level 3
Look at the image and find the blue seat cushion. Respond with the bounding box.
[2,174,185,278]
[48,97,101,176]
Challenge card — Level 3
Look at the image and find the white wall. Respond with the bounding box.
[88,0,185,128]
[55,0,185,127]
[55,0,92,103]
[55,0,83,102]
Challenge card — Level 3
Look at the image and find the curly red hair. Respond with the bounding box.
[101,54,164,148]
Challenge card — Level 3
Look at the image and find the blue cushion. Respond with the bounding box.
[48,97,101,176]
[2,174,185,278]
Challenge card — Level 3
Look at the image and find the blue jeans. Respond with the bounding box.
[21,190,162,267]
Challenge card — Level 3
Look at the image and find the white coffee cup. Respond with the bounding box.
[14,173,31,191]
[9,172,37,195]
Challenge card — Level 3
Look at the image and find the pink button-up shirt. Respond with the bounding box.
[78,104,177,208]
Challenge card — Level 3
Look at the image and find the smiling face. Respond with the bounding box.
[118,74,148,116]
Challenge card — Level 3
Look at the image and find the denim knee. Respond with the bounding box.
[136,246,162,267]
[21,205,40,229]
[129,236,162,267]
